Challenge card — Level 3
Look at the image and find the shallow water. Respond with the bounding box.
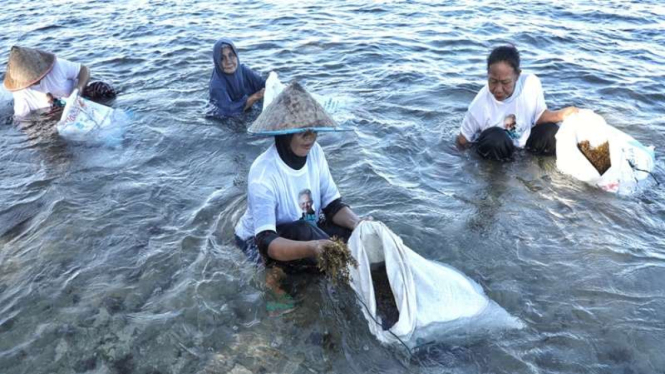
[1,1,664,373]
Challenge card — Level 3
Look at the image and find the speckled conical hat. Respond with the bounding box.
[248,81,348,136]
[3,46,56,91]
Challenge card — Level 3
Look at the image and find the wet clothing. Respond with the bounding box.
[234,137,350,269]
[235,141,341,240]
[475,122,560,160]
[82,81,116,102]
[460,73,547,148]
[208,38,265,117]
[12,57,81,117]
[236,218,352,273]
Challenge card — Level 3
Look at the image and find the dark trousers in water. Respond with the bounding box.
[82,81,117,102]
[475,123,559,161]
[235,220,352,273]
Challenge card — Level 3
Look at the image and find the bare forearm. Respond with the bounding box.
[267,237,319,262]
[76,65,91,92]
[537,107,578,125]
[332,206,360,230]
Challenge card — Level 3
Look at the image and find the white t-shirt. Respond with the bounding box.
[235,142,341,240]
[12,57,81,117]
[460,73,547,148]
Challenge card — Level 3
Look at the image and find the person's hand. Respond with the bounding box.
[311,239,333,257]
[560,106,579,120]
[246,88,266,110]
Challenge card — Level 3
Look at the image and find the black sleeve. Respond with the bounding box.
[256,230,279,259]
[322,197,348,222]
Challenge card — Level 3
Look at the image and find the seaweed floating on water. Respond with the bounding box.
[578,140,611,175]
[317,237,358,286]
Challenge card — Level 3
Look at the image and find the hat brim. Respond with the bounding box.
[248,127,352,136]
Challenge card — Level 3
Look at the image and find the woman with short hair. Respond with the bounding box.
[457,45,578,160]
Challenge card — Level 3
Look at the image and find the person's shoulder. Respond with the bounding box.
[522,73,543,89]
[249,145,278,175]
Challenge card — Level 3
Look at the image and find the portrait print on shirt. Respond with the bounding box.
[298,189,318,224]
[504,114,518,139]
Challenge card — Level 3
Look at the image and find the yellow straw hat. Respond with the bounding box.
[3,46,56,92]
[248,82,348,136]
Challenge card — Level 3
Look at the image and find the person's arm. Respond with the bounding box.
[244,88,265,111]
[536,107,578,125]
[75,65,91,92]
[266,237,331,261]
[331,206,362,230]
[242,66,266,111]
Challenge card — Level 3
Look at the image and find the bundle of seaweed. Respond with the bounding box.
[578,140,611,175]
[371,262,399,330]
[317,237,358,286]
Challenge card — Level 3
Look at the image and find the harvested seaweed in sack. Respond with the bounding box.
[348,221,523,346]
[371,262,399,330]
[556,109,655,194]
[317,237,358,286]
[578,140,611,175]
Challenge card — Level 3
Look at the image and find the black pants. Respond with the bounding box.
[236,220,352,273]
[475,123,559,161]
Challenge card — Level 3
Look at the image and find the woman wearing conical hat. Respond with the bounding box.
[234,82,368,315]
[3,46,115,118]
[208,38,266,117]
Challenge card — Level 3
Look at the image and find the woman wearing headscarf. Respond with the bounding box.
[209,38,266,117]
[3,46,116,118]
[456,45,578,160]
[234,82,367,315]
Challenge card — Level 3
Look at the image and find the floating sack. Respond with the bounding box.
[347,221,523,346]
[556,109,655,194]
[56,89,128,146]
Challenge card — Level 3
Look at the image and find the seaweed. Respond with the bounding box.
[578,140,611,175]
[371,262,399,330]
[316,237,358,286]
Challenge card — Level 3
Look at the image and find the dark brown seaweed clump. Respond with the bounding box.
[371,262,399,330]
[317,237,358,286]
[578,140,611,175]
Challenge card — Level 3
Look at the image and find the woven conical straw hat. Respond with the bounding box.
[3,46,56,91]
[248,82,347,135]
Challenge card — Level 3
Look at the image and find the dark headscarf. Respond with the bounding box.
[209,38,266,117]
[275,134,307,170]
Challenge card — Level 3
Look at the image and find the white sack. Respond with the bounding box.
[556,109,655,195]
[56,89,127,146]
[262,71,344,114]
[348,221,523,346]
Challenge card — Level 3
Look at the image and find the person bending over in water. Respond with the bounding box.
[234,82,369,316]
[3,46,116,118]
[208,38,266,117]
[456,45,578,160]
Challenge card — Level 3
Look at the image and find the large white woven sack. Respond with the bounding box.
[556,109,655,194]
[347,221,523,346]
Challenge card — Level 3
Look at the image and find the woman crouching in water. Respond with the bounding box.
[234,82,367,316]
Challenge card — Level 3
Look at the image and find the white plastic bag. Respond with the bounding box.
[262,71,344,114]
[556,109,655,194]
[347,221,523,346]
[56,89,127,146]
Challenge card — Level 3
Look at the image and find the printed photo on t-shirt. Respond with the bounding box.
[298,188,317,224]
[503,114,519,139]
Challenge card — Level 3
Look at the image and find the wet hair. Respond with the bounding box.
[487,45,520,74]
